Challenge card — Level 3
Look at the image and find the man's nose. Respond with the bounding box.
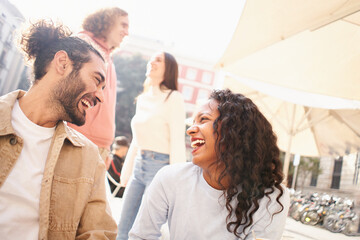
[95,88,105,104]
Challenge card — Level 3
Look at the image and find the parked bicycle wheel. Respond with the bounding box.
[300,210,320,226]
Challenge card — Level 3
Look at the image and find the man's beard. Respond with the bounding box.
[52,70,88,126]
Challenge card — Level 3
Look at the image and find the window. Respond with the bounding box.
[181,85,194,101]
[330,157,343,189]
[0,49,7,65]
[310,160,320,186]
[178,65,183,76]
[185,68,197,81]
[0,20,3,36]
[353,153,360,185]
[201,72,213,85]
[197,89,210,102]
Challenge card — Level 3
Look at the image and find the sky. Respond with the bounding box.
[8,0,245,64]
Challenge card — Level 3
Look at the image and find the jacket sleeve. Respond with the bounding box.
[168,91,186,164]
[120,140,138,187]
[75,160,117,239]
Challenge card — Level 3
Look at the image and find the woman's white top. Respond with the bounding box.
[129,163,290,240]
[121,86,186,185]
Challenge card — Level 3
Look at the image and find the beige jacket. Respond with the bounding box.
[0,90,117,240]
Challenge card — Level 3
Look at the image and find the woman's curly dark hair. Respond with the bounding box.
[209,89,284,238]
[82,7,128,40]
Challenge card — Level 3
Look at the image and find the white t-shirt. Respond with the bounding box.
[129,163,290,240]
[0,100,55,240]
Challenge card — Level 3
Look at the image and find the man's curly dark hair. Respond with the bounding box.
[209,89,285,238]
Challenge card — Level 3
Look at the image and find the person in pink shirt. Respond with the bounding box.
[68,7,129,167]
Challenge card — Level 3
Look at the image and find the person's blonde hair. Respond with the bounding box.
[82,7,128,40]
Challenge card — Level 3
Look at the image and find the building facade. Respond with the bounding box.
[297,152,360,205]
[0,0,25,96]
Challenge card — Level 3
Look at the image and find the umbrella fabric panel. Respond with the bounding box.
[223,77,360,157]
[221,18,360,101]
[217,0,360,101]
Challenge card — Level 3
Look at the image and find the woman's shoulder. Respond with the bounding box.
[156,162,199,180]
[166,90,184,102]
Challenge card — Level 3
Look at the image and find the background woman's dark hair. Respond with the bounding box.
[161,52,178,100]
[142,52,178,100]
[210,89,284,238]
[82,7,128,40]
[161,52,178,91]
[20,19,104,84]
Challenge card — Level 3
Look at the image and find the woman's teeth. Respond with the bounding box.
[191,139,205,148]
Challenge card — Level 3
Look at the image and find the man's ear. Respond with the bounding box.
[54,50,71,75]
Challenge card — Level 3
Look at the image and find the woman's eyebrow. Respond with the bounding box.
[194,112,212,120]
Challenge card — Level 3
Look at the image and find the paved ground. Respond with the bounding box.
[282,217,360,240]
[108,196,360,240]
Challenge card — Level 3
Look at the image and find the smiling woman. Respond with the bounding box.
[187,99,219,183]
[128,89,290,240]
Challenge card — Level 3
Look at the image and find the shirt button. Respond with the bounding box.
[9,137,17,145]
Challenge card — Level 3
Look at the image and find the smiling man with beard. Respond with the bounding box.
[53,68,100,126]
[0,20,117,240]
[68,7,129,168]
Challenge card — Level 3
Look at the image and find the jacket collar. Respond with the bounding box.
[0,90,84,147]
[0,90,25,136]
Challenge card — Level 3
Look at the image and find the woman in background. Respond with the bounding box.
[117,52,186,240]
[129,89,290,240]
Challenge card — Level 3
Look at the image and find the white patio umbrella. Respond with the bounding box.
[223,75,360,183]
[215,0,360,182]
[217,0,360,101]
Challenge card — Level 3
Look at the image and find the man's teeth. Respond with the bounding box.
[191,139,205,148]
[81,99,92,108]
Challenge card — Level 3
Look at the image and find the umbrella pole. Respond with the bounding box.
[283,104,297,186]
[291,164,299,189]
[283,138,292,187]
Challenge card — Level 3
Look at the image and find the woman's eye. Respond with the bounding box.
[200,117,208,122]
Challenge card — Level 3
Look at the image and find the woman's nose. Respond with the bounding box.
[186,125,198,136]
